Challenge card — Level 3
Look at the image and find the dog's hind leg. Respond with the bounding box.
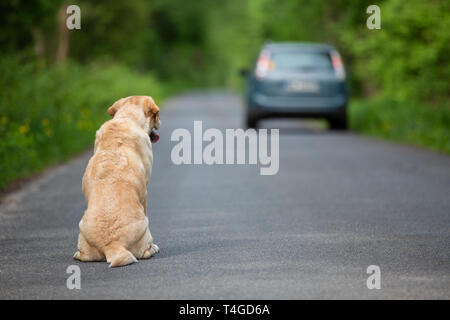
[132,227,159,259]
[73,233,105,262]
[104,242,138,268]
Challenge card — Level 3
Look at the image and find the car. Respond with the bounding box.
[242,42,349,130]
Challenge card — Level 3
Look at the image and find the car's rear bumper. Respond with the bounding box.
[249,93,347,115]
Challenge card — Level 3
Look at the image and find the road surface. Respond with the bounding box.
[1,91,449,299]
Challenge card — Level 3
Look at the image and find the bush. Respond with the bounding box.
[0,56,167,190]
[350,98,450,154]
[341,0,450,103]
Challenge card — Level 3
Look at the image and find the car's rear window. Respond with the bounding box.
[271,51,332,70]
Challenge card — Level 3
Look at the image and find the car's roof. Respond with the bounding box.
[263,42,335,53]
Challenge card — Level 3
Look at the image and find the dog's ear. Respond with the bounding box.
[152,109,160,128]
[142,97,159,116]
[146,98,160,128]
[107,98,125,117]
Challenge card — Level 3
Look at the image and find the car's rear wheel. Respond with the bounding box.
[246,112,259,129]
[329,108,348,130]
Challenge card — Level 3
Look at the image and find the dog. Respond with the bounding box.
[74,96,160,267]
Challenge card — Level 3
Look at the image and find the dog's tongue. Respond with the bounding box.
[150,131,159,143]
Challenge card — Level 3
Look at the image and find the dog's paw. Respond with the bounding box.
[143,243,159,259]
[73,251,81,261]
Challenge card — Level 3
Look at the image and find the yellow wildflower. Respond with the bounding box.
[19,124,29,134]
[44,127,53,136]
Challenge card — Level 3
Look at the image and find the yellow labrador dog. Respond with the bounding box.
[74,96,160,267]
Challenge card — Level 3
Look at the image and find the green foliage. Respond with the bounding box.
[0,0,62,53]
[342,0,450,103]
[70,0,151,67]
[350,99,450,154]
[69,0,211,82]
[0,55,166,190]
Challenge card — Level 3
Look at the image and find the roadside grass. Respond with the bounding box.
[0,56,170,191]
[349,98,450,154]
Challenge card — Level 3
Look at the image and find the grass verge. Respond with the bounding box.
[350,98,450,154]
[0,56,170,191]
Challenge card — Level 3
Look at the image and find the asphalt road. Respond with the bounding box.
[1,91,449,299]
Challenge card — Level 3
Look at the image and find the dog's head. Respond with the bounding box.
[108,96,160,143]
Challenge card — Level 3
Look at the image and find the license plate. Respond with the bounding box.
[286,80,319,93]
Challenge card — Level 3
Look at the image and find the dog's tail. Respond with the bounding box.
[104,243,137,268]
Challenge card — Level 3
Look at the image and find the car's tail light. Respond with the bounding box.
[255,51,273,78]
[331,51,346,80]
